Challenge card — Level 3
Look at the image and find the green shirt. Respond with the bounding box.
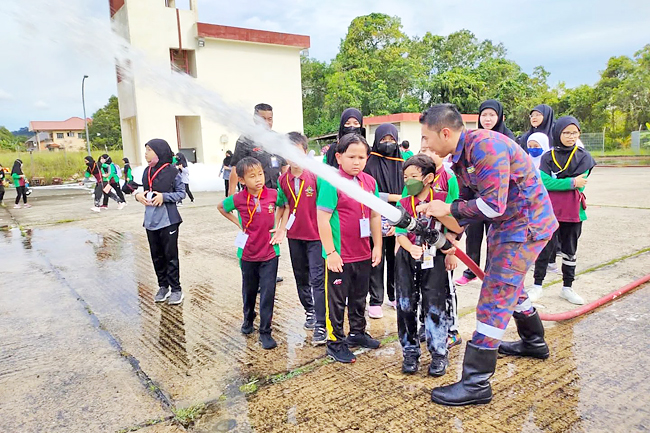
[401,150,414,160]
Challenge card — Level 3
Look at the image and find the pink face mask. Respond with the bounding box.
[148,155,159,167]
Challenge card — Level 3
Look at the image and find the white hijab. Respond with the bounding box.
[527,132,550,169]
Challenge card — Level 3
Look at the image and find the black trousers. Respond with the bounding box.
[15,186,27,204]
[95,182,119,207]
[224,180,230,197]
[0,184,5,202]
[146,223,181,292]
[241,257,279,335]
[288,239,326,326]
[369,236,396,305]
[462,220,490,279]
[395,248,450,357]
[534,221,582,288]
[326,259,371,349]
[184,183,194,202]
[103,180,125,205]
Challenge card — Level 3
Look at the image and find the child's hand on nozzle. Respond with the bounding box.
[445,254,458,271]
[409,244,424,260]
[269,227,285,245]
[573,174,588,189]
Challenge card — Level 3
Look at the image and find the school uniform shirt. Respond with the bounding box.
[316,168,379,263]
[222,186,286,262]
[101,163,120,183]
[277,169,320,241]
[449,129,558,244]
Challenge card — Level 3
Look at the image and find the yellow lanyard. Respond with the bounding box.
[411,188,434,216]
[287,176,305,215]
[432,173,441,189]
[244,190,262,232]
[370,152,404,162]
[551,146,578,174]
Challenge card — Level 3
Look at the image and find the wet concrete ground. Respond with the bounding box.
[0,167,649,432]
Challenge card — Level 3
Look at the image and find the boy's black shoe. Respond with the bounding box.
[259,333,277,350]
[304,311,316,329]
[312,326,327,345]
[402,353,419,374]
[241,320,254,335]
[419,326,426,343]
[347,332,380,349]
[326,344,356,363]
[428,352,449,377]
[154,287,171,303]
[167,291,184,305]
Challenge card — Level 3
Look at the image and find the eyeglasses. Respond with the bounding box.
[561,131,580,137]
[529,113,543,119]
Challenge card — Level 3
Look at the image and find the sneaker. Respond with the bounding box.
[455,275,475,286]
[368,305,383,319]
[418,326,426,343]
[304,311,316,329]
[241,320,254,335]
[312,326,327,346]
[177,202,183,207]
[167,291,184,305]
[117,202,126,210]
[428,352,448,377]
[276,276,284,283]
[547,263,559,273]
[347,332,380,349]
[13,204,21,209]
[154,287,171,303]
[91,206,101,213]
[100,205,108,209]
[402,353,419,374]
[526,284,543,302]
[447,332,462,349]
[326,344,356,363]
[386,300,397,309]
[561,287,585,305]
[23,204,32,208]
[259,333,277,350]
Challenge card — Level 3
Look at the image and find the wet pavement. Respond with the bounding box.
[0,167,649,432]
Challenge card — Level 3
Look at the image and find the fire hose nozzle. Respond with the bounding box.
[388,207,451,251]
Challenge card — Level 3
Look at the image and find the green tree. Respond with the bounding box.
[89,95,122,150]
[301,56,338,137]
[0,126,25,151]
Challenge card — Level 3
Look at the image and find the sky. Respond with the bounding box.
[0,0,648,131]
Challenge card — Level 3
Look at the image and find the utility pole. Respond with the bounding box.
[82,75,91,156]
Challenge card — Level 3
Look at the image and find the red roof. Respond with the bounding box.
[197,23,310,49]
[29,117,91,132]
[364,112,479,125]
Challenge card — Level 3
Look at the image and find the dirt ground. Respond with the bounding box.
[0,167,649,432]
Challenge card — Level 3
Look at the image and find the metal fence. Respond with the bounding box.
[631,131,650,153]
[580,132,605,155]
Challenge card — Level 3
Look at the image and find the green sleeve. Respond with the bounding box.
[374,182,379,198]
[445,173,459,204]
[222,196,235,213]
[541,171,574,191]
[84,171,90,178]
[316,178,338,211]
[394,200,407,235]
[276,187,287,207]
[322,154,327,164]
[172,157,178,165]
[126,167,133,182]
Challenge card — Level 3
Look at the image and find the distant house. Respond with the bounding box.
[28,117,91,151]
[364,113,479,154]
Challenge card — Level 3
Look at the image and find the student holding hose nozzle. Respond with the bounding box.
[415,104,558,407]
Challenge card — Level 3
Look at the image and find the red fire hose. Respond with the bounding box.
[452,248,650,322]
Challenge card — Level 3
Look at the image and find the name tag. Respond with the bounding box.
[286,213,296,231]
[422,251,434,269]
[359,218,371,238]
[234,231,249,248]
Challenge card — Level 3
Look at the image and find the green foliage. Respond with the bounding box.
[172,403,205,427]
[89,95,122,151]
[0,127,25,151]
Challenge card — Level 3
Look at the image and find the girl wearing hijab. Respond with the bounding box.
[527,132,550,170]
[518,104,555,152]
[220,150,233,197]
[11,159,30,209]
[477,99,516,141]
[175,152,194,205]
[529,117,595,305]
[364,123,404,317]
[324,108,365,168]
[83,156,121,212]
[134,139,187,305]
[99,154,127,207]
[0,162,5,206]
[122,157,133,183]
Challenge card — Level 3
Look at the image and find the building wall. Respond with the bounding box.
[48,130,87,151]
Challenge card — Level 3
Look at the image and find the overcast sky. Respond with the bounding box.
[1,0,648,131]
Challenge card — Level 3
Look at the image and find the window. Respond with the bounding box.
[67,132,74,137]
[78,133,83,139]
[165,0,192,10]
[56,133,64,139]
[170,49,197,77]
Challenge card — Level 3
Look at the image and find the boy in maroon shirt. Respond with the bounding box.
[278,132,327,345]
[218,157,287,350]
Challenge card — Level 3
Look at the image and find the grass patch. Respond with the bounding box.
[239,378,259,395]
[0,150,111,185]
[380,334,399,345]
[268,357,335,385]
[55,219,76,224]
[601,148,650,156]
[172,403,206,427]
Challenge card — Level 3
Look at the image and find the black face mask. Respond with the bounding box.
[376,141,397,155]
[342,126,361,136]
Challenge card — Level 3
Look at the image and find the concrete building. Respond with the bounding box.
[364,113,479,154]
[109,0,309,166]
[28,117,91,152]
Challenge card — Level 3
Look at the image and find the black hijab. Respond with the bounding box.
[176,152,188,168]
[326,108,366,168]
[223,151,232,166]
[539,116,596,179]
[100,154,113,165]
[478,99,516,141]
[122,157,130,168]
[11,159,23,176]
[519,104,555,148]
[364,123,404,194]
[143,139,179,192]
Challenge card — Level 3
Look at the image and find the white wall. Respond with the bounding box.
[367,121,422,155]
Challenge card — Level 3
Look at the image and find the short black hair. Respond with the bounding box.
[236,156,263,178]
[288,131,308,151]
[401,140,410,149]
[403,154,436,177]
[254,103,273,113]
[420,104,464,132]
[336,133,370,155]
